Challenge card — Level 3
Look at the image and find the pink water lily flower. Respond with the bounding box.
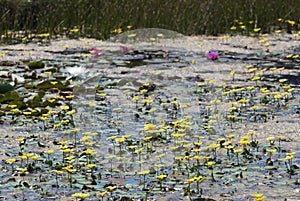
[89,47,101,55]
[207,51,219,60]
[120,45,132,55]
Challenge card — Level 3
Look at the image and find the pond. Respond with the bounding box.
[0,29,299,201]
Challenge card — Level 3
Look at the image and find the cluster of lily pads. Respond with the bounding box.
[0,31,299,201]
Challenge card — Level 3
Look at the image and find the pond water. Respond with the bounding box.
[0,29,299,200]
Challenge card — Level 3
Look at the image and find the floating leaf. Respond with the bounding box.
[0,82,14,94]
[28,61,45,69]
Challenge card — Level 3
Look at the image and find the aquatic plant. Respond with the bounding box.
[0,26,300,201]
[206,51,219,60]
[120,45,131,55]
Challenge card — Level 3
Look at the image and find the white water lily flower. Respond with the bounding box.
[65,65,88,79]
[11,74,25,85]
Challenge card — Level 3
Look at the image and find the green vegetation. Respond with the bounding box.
[1,0,300,42]
[0,1,299,200]
[0,33,299,199]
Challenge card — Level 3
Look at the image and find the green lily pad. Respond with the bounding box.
[36,80,64,90]
[0,82,14,94]
[28,61,45,69]
[0,90,20,103]
[24,92,45,108]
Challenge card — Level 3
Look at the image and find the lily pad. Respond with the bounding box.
[0,90,19,103]
[36,79,64,90]
[28,61,45,69]
[0,82,14,94]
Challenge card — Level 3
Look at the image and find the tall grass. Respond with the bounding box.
[0,0,299,41]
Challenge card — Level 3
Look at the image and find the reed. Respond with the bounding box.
[0,0,299,42]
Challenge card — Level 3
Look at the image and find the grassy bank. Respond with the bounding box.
[0,0,300,42]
